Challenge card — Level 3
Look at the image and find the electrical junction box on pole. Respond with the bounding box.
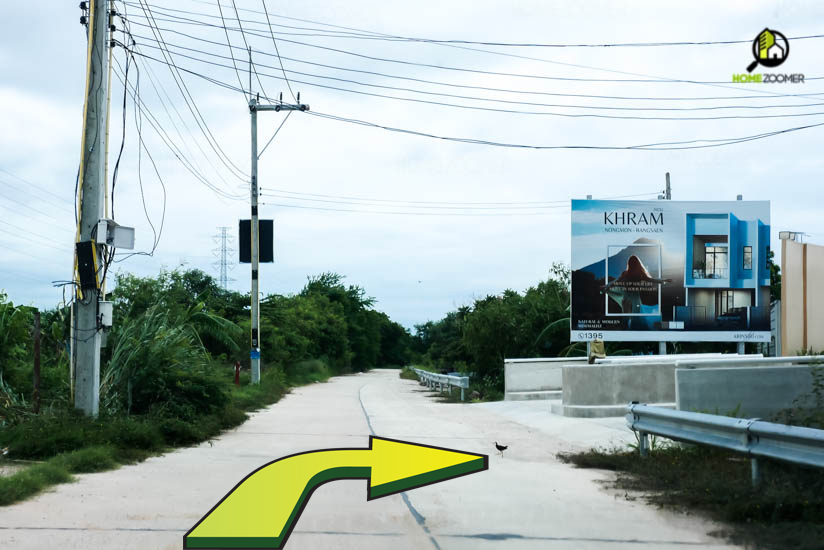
[99,301,113,327]
[75,241,100,290]
[239,219,274,263]
[96,218,135,249]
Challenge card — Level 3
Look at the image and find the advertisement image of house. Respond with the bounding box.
[676,212,771,331]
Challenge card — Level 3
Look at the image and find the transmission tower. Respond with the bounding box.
[212,227,236,290]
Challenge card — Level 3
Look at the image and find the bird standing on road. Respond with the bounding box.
[494,442,508,458]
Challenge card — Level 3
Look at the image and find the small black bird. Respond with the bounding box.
[494,441,508,458]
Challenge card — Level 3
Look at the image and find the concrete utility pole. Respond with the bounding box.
[659,173,671,356]
[248,94,308,384]
[72,0,110,415]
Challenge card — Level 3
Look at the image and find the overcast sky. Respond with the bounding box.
[1,0,822,329]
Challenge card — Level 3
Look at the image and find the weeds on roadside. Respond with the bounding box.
[559,443,824,550]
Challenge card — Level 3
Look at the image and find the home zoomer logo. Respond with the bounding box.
[733,28,804,84]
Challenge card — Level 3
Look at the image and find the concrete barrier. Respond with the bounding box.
[553,362,678,417]
[552,354,768,418]
[676,365,821,419]
[504,357,586,401]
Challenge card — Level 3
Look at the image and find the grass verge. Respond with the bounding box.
[0,366,296,507]
[559,445,824,550]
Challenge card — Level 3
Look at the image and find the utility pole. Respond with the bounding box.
[248,93,308,384]
[72,0,110,415]
[33,310,41,414]
[659,172,671,356]
[213,226,235,290]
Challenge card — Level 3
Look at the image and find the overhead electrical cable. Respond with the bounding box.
[128,38,824,112]
[305,110,824,151]
[259,191,660,210]
[126,31,824,103]
[120,14,824,92]
[112,55,246,200]
[229,0,271,100]
[261,0,296,101]
[134,0,249,181]
[131,2,824,48]
[215,0,249,99]
[127,48,824,121]
[114,48,824,150]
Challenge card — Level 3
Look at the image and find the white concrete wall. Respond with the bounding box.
[675,365,819,419]
[781,239,824,354]
[562,362,677,407]
[504,358,585,393]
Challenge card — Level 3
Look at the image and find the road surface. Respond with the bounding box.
[0,369,738,549]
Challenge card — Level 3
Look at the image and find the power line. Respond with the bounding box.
[0,168,75,206]
[111,54,246,200]
[132,2,824,48]
[122,9,824,91]
[0,177,75,214]
[260,0,296,101]
[259,191,660,216]
[259,201,570,216]
[121,14,247,194]
[114,28,824,151]
[127,37,824,110]
[230,0,270,99]
[259,187,579,206]
[306,110,824,151]
[258,191,660,210]
[215,0,249,99]
[134,0,250,181]
[127,48,824,122]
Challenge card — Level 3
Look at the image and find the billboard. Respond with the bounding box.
[571,200,771,342]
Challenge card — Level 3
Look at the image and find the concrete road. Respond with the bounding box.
[0,369,739,549]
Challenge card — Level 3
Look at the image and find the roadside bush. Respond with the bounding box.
[51,446,119,473]
[399,367,418,380]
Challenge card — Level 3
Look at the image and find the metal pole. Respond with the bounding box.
[73,0,109,416]
[665,172,672,200]
[751,458,762,488]
[639,432,649,457]
[250,97,261,384]
[33,311,41,414]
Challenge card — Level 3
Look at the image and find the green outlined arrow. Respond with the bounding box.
[184,436,488,549]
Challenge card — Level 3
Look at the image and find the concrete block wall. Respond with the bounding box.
[555,362,677,417]
[503,357,586,401]
[675,365,819,419]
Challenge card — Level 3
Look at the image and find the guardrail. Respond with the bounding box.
[626,403,824,487]
[675,355,824,369]
[411,368,470,401]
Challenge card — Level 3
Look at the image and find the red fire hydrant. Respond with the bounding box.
[234,361,241,386]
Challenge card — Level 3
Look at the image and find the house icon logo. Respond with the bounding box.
[747,28,789,72]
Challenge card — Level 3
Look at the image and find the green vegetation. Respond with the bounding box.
[561,375,824,550]
[560,445,824,550]
[0,269,411,505]
[399,366,418,380]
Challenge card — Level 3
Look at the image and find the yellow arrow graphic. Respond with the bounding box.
[184,436,488,549]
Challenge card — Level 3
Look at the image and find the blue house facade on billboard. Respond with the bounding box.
[676,212,770,331]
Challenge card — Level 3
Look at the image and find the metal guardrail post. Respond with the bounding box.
[638,432,649,457]
[751,458,762,488]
